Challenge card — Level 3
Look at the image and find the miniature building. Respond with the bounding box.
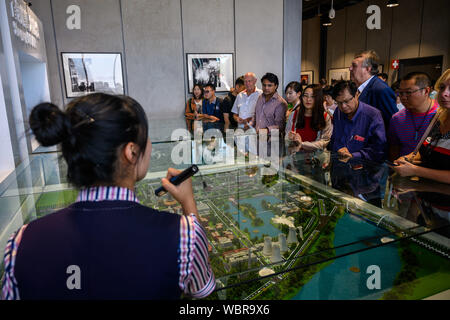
[271,244,282,264]
[228,250,257,267]
[287,227,298,245]
[225,233,234,240]
[298,226,304,240]
[263,236,273,256]
[278,234,287,253]
[211,231,220,239]
[259,267,275,277]
[197,202,209,211]
[218,237,233,249]
[223,247,248,260]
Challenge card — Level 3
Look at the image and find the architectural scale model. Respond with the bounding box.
[31,164,450,300]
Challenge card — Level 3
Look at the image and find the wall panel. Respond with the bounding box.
[235,0,284,92]
[122,0,185,119]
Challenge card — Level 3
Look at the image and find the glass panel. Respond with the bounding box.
[0,132,448,300]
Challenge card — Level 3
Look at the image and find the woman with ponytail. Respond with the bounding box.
[1,93,215,300]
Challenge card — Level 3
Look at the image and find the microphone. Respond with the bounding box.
[155,165,199,197]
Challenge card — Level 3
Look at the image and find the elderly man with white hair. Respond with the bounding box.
[231,72,262,130]
[231,72,262,154]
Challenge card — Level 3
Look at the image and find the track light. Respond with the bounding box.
[322,16,332,26]
[387,0,399,7]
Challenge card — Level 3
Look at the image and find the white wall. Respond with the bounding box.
[32,0,301,121]
[19,52,51,119]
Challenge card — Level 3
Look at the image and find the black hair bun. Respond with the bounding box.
[29,103,70,146]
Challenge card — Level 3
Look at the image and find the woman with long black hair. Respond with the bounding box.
[285,84,332,150]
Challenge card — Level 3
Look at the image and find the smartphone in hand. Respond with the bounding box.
[385,160,399,167]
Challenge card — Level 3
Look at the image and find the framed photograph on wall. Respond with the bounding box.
[377,64,384,73]
[187,53,233,93]
[300,71,314,86]
[328,68,350,85]
[62,53,124,98]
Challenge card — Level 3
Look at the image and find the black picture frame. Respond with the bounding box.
[186,53,234,93]
[61,52,124,98]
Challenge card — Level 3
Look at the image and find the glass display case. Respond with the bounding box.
[0,123,449,300]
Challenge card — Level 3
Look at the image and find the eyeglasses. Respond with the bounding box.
[396,88,425,97]
[336,97,354,106]
[203,90,211,93]
[302,94,316,99]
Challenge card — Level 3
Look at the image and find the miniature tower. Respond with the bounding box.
[271,244,282,264]
[298,226,304,240]
[287,227,298,245]
[263,236,272,256]
[278,233,287,253]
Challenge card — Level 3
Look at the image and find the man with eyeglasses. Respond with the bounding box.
[201,83,224,130]
[388,72,439,160]
[349,50,397,129]
[330,81,386,163]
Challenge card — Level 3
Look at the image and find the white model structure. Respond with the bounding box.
[298,226,304,240]
[263,236,273,256]
[287,227,298,245]
[278,233,287,253]
[258,267,275,277]
[270,244,282,264]
[272,215,295,228]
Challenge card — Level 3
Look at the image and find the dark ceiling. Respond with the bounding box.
[302,0,366,20]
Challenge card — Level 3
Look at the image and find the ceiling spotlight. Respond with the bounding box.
[387,0,399,7]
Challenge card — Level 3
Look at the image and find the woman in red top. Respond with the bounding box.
[285,84,332,150]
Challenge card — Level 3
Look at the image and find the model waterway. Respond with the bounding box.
[292,213,401,299]
[226,195,282,239]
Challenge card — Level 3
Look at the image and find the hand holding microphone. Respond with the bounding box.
[158,166,198,217]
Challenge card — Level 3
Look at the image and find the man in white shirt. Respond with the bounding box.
[231,72,262,130]
[231,72,262,155]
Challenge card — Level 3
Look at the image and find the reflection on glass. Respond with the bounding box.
[0,138,448,300]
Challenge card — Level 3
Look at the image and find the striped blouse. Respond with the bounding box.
[1,186,215,299]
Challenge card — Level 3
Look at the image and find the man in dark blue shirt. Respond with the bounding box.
[330,80,387,163]
[202,83,224,124]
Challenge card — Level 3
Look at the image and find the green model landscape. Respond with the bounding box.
[25,166,450,300]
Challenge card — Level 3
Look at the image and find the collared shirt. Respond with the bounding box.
[203,97,224,123]
[231,88,262,121]
[1,186,215,300]
[253,91,287,133]
[330,101,387,162]
[358,75,375,94]
[389,99,439,156]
